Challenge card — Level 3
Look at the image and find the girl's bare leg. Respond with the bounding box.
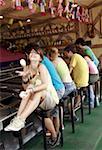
[53,116,60,134]
[44,118,57,138]
[75,95,81,108]
[17,93,31,116]
[19,91,43,121]
[18,91,57,139]
[53,106,63,134]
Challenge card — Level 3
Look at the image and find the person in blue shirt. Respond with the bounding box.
[42,56,65,96]
[42,55,65,132]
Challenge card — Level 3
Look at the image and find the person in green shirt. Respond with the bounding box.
[75,38,99,67]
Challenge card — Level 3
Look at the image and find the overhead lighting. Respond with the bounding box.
[0,15,4,19]
[27,19,31,23]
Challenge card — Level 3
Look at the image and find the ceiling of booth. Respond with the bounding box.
[0,0,102,29]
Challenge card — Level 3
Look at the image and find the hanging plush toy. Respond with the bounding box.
[42,0,46,6]
[49,0,52,8]
[37,0,40,4]
[57,0,63,17]
[40,0,46,16]
[64,0,70,20]
[71,5,76,20]
[12,0,16,9]
[85,8,89,23]
[81,7,86,22]
[28,0,33,10]
[68,2,74,19]
[12,0,24,10]
[49,0,56,17]
[76,5,81,22]
[27,0,36,13]
[79,6,82,22]
[0,0,5,6]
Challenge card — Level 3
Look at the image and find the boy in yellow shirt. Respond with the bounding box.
[64,44,89,107]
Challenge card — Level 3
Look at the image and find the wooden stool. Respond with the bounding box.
[57,99,64,147]
[87,84,91,114]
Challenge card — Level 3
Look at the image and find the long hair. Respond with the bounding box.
[25,43,44,60]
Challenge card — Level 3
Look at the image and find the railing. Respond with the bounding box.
[0,66,22,82]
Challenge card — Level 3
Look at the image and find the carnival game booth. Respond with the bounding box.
[0,0,102,149]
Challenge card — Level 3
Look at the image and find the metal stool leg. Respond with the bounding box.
[0,131,5,150]
[94,82,97,107]
[88,85,91,114]
[100,76,102,102]
[17,131,23,149]
[59,103,63,147]
[79,89,84,123]
[70,96,75,133]
[42,115,47,150]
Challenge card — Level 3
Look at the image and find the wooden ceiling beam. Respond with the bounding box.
[92,44,102,48]
[93,9,102,25]
[88,1,102,9]
[100,16,102,34]
[88,0,96,9]
[94,27,101,36]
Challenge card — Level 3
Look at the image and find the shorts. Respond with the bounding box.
[50,87,65,117]
[50,105,58,117]
[39,92,56,110]
[51,83,76,117]
[89,74,99,84]
[63,82,76,99]
[56,87,65,99]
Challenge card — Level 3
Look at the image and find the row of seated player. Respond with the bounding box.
[4,39,101,149]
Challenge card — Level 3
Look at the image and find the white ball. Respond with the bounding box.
[20,59,26,67]
[19,91,27,98]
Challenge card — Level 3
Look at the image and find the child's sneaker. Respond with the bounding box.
[73,115,79,122]
[96,97,100,106]
[48,132,61,148]
[68,115,79,122]
[62,125,65,130]
[4,116,25,131]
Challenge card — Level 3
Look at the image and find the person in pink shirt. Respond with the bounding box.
[83,54,99,108]
[84,56,99,83]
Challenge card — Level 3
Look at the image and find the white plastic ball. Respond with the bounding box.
[20,59,26,67]
[19,91,27,98]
